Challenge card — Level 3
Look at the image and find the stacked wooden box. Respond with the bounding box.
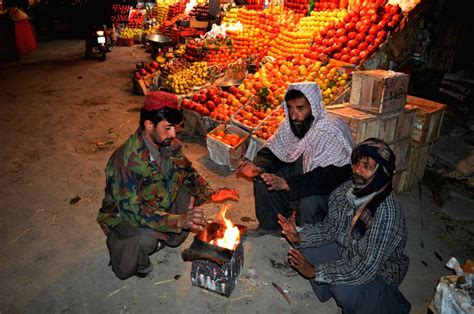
[393,96,446,193]
[327,69,446,193]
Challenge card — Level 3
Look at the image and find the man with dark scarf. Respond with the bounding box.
[278,138,411,313]
[238,82,353,235]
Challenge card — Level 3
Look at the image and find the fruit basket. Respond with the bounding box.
[206,124,250,170]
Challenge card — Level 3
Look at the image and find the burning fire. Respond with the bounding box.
[211,204,240,251]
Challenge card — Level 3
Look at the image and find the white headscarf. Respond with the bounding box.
[266,82,353,173]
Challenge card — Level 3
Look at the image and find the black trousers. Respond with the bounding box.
[253,160,329,230]
[301,243,411,314]
[106,188,193,280]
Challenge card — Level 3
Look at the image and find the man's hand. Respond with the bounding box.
[288,247,316,279]
[237,160,262,178]
[278,212,300,245]
[210,188,239,202]
[178,198,206,231]
[261,173,289,191]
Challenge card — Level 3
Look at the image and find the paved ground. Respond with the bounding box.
[0,39,466,313]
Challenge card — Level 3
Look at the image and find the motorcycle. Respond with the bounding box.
[85,25,116,61]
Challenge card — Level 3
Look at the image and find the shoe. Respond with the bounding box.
[247,226,282,238]
[136,261,154,278]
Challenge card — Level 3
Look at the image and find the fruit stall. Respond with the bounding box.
[114,0,442,192]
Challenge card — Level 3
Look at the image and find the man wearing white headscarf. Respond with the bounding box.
[238,82,354,233]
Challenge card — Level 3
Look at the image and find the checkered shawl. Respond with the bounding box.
[266,82,353,173]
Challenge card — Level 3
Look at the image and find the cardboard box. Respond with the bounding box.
[206,124,249,170]
[406,95,446,144]
[350,69,409,114]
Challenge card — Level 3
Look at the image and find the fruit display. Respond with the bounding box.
[245,0,265,11]
[111,4,131,23]
[232,99,273,130]
[188,3,210,21]
[307,3,403,64]
[268,9,347,58]
[162,61,209,95]
[226,7,302,60]
[181,86,227,117]
[254,107,285,141]
[221,8,239,25]
[128,9,146,29]
[284,0,309,15]
[298,9,347,34]
[154,2,171,24]
[118,27,141,39]
[209,130,244,147]
[313,0,344,11]
[132,61,161,81]
[167,2,186,20]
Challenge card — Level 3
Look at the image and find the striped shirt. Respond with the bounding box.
[299,180,409,287]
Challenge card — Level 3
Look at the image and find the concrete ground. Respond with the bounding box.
[0,40,466,313]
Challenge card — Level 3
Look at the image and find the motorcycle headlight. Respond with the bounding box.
[96,30,105,36]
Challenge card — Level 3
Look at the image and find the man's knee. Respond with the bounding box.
[297,195,329,225]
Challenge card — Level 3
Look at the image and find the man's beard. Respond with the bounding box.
[352,174,370,189]
[290,115,314,139]
[151,131,172,147]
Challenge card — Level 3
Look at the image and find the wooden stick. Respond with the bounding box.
[153,279,175,286]
[272,282,291,305]
[231,294,253,302]
[9,228,31,245]
[28,209,45,222]
[106,285,127,299]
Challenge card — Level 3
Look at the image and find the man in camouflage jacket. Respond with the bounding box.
[97,91,238,279]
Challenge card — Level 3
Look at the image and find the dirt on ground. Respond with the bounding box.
[0,40,471,313]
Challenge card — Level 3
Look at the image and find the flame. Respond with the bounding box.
[211,204,240,250]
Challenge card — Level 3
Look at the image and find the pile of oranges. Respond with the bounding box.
[254,108,285,141]
[210,131,243,147]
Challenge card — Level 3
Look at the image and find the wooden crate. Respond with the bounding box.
[327,104,415,144]
[393,142,432,193]
[389,138,411,171]
[397,105,417,140]
[133,73,158,95]
[406,95,446,144]
[327,105,379,144]
[393,169,410,194]
[350,69,410,114]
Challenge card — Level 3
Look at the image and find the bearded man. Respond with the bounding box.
[97,91,238,279]
[238,82,353,234]
[279,138,411,313]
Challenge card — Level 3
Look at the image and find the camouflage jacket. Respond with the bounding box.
[97,130,212,235]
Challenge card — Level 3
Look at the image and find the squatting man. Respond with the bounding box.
[97,91,238,279]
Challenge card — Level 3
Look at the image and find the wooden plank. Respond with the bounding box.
[393,141,432,193]
[397,105,417,140]
[350,70,409,114]
[406,95,446,144]
[389,138,411,171]
[327,105,379,144]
